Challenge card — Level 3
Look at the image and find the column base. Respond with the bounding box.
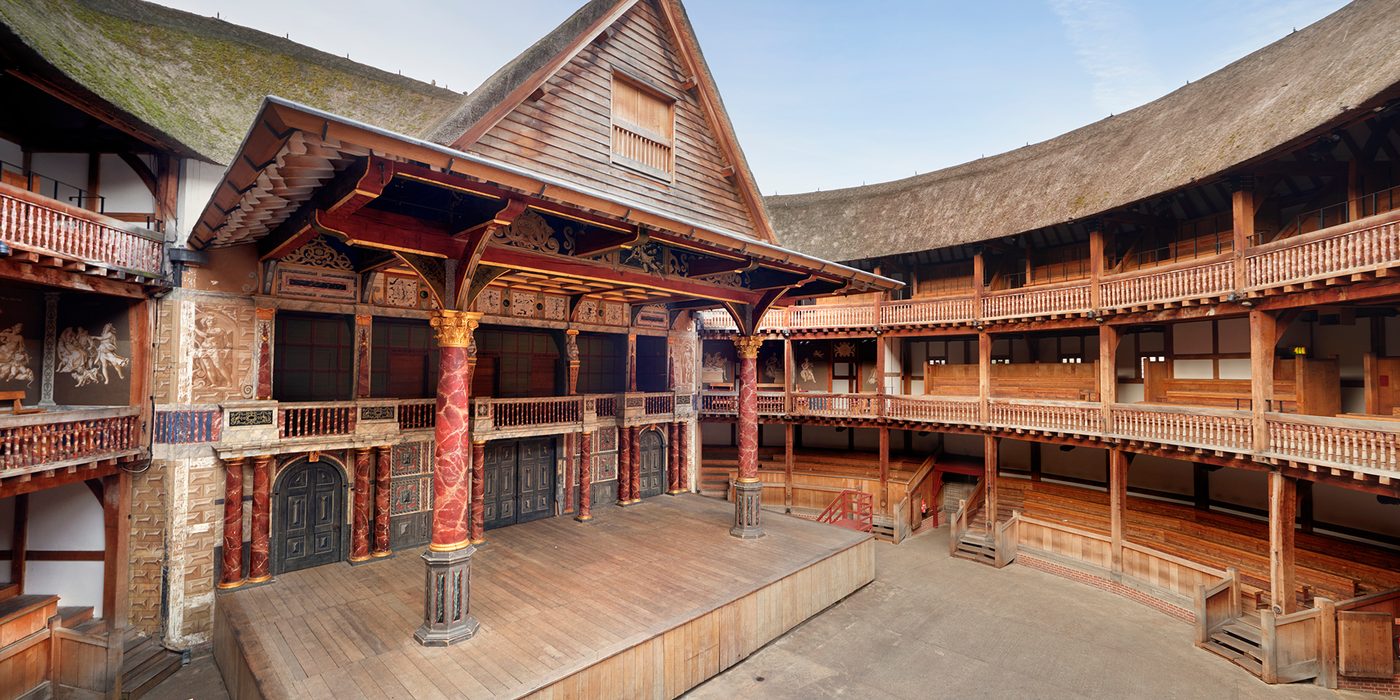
[575,513,593,522]
[414,546,481,647]
[348,554,374,565]
[730,479,765,539]
[215,579,245,591]
[372,549,394,559]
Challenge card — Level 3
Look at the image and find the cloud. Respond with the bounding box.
[1048,0,1167,115]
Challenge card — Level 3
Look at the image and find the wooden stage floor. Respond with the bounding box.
[214,495,874,699]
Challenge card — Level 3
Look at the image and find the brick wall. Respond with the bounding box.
[1339,674,1400,696]
[1018,552,1195,624]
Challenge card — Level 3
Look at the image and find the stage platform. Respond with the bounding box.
[213,495,875,699]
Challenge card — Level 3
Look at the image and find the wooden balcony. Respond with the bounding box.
[694,208,1400,335]
[215,398,436,455]
[471,391,694,440]
[0,406,143,480]
[0,182,165,282]
[698,390,1400,483]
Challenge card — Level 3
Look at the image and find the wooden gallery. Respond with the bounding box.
[0,0,1396,697]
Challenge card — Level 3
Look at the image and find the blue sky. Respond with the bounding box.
[160,0,1346,194]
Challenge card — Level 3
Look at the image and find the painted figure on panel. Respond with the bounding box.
[191,314,233,390]
[0,323,34,385]
[799,358,816,385]
[57,323,129,387]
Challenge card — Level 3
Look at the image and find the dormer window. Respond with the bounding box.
[611,74,675,181]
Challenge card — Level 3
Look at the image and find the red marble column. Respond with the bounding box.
[576,431,593,522]
[629,426,642,503]
[617,426,632,505]
[248,455,272,582]
[470,440,487,544]
[218,457,246,589]
[254,308,275,401]
[351,447,373,562]
[678,421,689,492]
[373,445,392,557]
[428,310,481,552]
[667,422,680,494]
[731,336,764,538]
[564,433,575,514]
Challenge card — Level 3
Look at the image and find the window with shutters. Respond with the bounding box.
[611,74,675,181]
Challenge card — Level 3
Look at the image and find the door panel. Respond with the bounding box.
[483,439,555,529]
[517,439,554,523]
[483,442,517,529]
[638,430,666,499]
[276,460,344,573]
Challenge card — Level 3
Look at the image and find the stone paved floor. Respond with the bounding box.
[688,526,1338,700]
[152,523,1347,699]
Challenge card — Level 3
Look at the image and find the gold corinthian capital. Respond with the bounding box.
[430,310,483,349]
[732,335,765,359]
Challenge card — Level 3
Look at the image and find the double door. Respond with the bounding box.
[483,438,555,530]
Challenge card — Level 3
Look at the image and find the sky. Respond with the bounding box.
[158,0,1347,195]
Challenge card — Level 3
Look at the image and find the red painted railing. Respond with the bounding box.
[757,392,786,415]
[280,403,355,438]
[0,182,164,277]
[642,393,675,415]
[0,407,141,472]
[594,395,618,418]
[397,399,436,430]
[487,397,582,429]
[1101,256,1234,310]
[884,395,980,424]
[817,489,874,533]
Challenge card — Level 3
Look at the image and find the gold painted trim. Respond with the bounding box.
[429,538,472,552]
[216,579,246,590]
[348,555,372,563]
[245,575,272,584]
[736,476,762,484]
[372,550,392,558]
[469,538,486,545]
[396,172,502,201]
[528,204,631,233]
[483,251,750,303]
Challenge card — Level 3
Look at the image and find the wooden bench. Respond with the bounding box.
[925,362,1100,402]
[1144,355,1338,415]
[0,390,42,415]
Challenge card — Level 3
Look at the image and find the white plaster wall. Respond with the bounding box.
[98,154,155,214]
[29,153,88,205]
[1312,483,1400,539]
[1311,318,1367,381]
[1218,358,1251,379]
[24,482,105,616]
[883,338,902,394]
[1117,383,1145,403]
[1173,359,1215,379]
[176,158,225,244]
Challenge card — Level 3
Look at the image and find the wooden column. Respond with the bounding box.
[254,307,275,401]
[373,446,392,557]
[1109,448,1128,574]
[1268,471,1298,614]
[878,428,890,511]
[1089,226,1105,311]
[576,432,593,521]
[218,457,246,590]
[1347,160,1362,222]
[973,249,986,324]
[84,152,100,212]
[100,470,130,627]
[11,494,26,592]
[618,424,632,505]
[978,331,992,422]
[470,440,486,544]
[783,423,794,511]
[248,455,272,581]
[677,422,689,493]
[565,329,581,395]
[875,334,887,397]
[983,435,998,527]
[426,309,481,551]
[731,335,765,538]
[1099,323,1118,431]
[783,336,794,414]
[1250,309,1276,452]
[1231,181,1255,291]
[351,447,373,563]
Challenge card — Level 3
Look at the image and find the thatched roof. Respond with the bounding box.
[0,0,464,164]
[765,0,1400,263]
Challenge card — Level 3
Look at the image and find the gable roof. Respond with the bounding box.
[423,0,778,244]
[0,0,464,164]
[764,0,1400,263]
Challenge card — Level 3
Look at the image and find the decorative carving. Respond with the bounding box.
[634,304,668,329]
[799,358,817,385]
[282,237,353,270]
[57,324,128,387]
[603,302,626,326]
[385,276,421,307]
[705,272,745,288]
[509,289,540,317]
[227,409,274,427]
[564,329,580,362]
[191,310,234,394]
[834,341,856,358]
[732,335,764,359]
[671,334,696,391]
[360,405,396,421]
[431,310,482,349]
[624,243,665,275]
[478,287,504,315]
[543,295,568,321]
[702,351,727,384]
[274,266,359,302]
[493,209,572,254]
[763,354,781,383]
[0,323,34,385]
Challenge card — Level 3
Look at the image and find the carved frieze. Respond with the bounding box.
[227,409,274,427]
[281,237,353,270]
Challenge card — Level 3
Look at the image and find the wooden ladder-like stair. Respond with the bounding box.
[118,629,184,699]
[1201,610,1265,677]
[951,530,998,566]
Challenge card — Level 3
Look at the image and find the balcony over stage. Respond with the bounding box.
[213,494,874,699]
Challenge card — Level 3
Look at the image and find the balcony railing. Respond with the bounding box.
[1110,403,1253,453]
[989,399,1102,435]
[397,399,436,431]
[279,402,356,438]
[1101,256,1234,311]
[792,392,881,419]
[883,395,979,425]
[1246,209,1400,291]
[0,182,165,278]
[879,296,976,326]
[982,280,1092,321]
[0,407,142,475]
[1266,413,1399,476]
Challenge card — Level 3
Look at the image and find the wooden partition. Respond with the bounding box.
[1332,589,1400,683]
[924,362,1099,401]
[1144,356,1339,415]
[1363,354,1400,417]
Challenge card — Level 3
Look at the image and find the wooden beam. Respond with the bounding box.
[1268,471,1298,614]
[117,153,158,200]
[977,331,991,422]
[1109,448,1128,573]
[1231,185,1254,290]
[12,494,27,593]
[260,157,396,260]
[1099,324,1118,429]
[1250,309,1276,452]
[984,434,998,528]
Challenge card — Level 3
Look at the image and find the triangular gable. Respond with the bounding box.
[426,0,777,243]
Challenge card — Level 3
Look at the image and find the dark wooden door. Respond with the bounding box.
[483,438,555,529]
[483,442,518,529]
[638,429,666,499]
[276,460,344,573]
[517,439,554,523]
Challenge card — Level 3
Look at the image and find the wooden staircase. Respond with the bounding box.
[1202,610,1265,676]
[117,629,183,699]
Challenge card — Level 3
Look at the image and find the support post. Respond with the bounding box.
[1089,226,1105,311]
[667,422,681,494]
[973,248,986,324]
[783,336,794,414]
[978,331,992,422]
[248,455,272,581]
[983,435,998,528]
[218,457,246,590]
[576,431,593,521]
[1099,323,1118,430]
[879,427,890,511]
[784,423,794,511]
[373,446,392,557]
[416,309,482,646]
[618,424,632,505]
[626,332,637,393]
[565,329,581,395]
[1268,471,1298,614]
[351,447,373,563]
[1250,309,1276,452]
[731,335,765,538]
[630,426,641,503]
[1109,448,1128,574]
[677,422,689,492]
[354,314,372,399]
[1231,179,1255,290]
[101,470,129,695]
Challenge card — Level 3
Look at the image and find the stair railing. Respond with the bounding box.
[993,511,1020,568]
[816,489,873,533]
[947,478,986,556]
[1194,566,1241,645]
[1261,603,1327,684]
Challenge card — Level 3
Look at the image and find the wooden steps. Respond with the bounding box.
[120,630,182,700]
[952,531,997,566]
[0,582,17,603]
[57,605,93,628]
[1202,612,1265,677]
